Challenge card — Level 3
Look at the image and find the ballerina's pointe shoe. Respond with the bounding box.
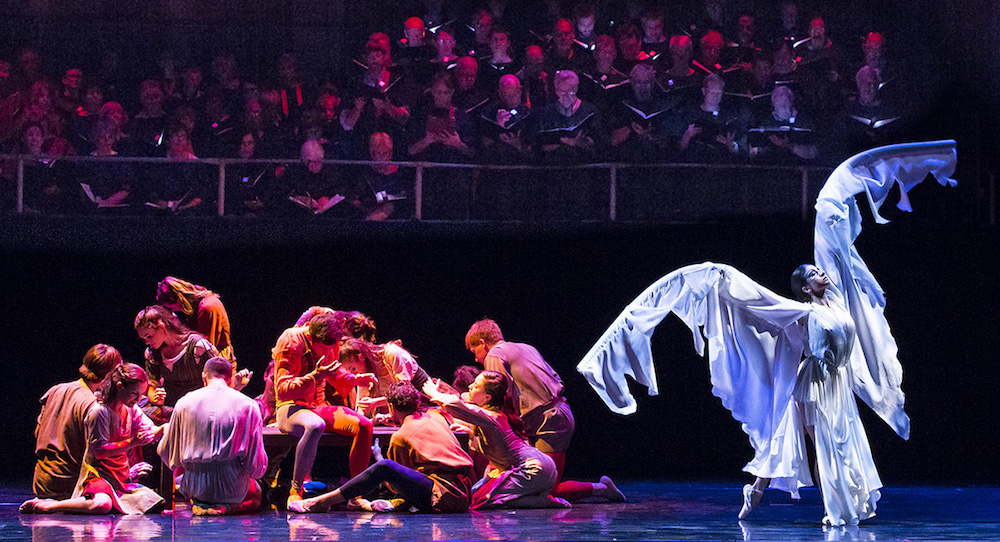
[738,484,764,520]
[599,476,626,502]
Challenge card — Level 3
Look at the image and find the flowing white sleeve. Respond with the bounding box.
[814,140,957,440]
[576,262,812,459]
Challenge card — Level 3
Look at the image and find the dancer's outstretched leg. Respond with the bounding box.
[545,451,625,502]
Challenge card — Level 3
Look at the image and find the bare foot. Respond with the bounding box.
[599,475,626,502]
[548,495,572,508]
[368,499,395,512]
[25,498,58,514]
[346,497,372,511]
[192,503,228,516]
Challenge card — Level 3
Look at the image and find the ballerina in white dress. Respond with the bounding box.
[576,140,957,525]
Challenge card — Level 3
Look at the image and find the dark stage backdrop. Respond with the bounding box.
[2,205,997,486]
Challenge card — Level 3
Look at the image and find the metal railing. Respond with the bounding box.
[4,154,836,222]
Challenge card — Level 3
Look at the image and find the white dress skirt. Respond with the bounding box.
[792,302,882,526]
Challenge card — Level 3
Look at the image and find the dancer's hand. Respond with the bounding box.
[422,378,456,404]
[136,426,158,446]
[149,386,167,406]
[129,461,153,480]
[287,497,330,514]
[233,369,253,390]
[353,372,378,389]
[357,395,387,415]
[450,422,472,434]
[313,356,341,379]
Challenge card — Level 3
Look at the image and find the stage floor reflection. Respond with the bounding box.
[6,482,999,541]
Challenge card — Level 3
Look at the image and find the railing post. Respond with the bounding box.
[415,164,423,220]
[217,160,226,217]
[801,167,809,223]
[609,165,617,221]
[16,155,24,214]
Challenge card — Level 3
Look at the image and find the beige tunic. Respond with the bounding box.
[33,379,98,499]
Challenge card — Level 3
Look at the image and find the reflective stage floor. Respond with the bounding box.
[4,482,999,541]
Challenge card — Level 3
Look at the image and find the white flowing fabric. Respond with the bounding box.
[815,139,957,440]
[576,140,957,525]
[792,299,881,525]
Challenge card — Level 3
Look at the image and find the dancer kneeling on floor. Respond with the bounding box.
[423,371,570,509]
[21,363,165,515]
[30,344,123,502]
[158,357,268,515]
[289,381,475,513]
[465,319,624,503]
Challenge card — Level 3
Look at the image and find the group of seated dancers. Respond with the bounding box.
[22,276,624,516]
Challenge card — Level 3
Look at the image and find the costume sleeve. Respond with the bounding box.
[197,295,234,361]
[144,348,161,386]
[409,367,430,390]
[442,398,498,429]
[244,402,268,479]
[384,343,419,383]
[192,337,219,364]
[273,333,317,402]
[577,263,810,413]
[483,351,519,407]
[577,262,813,474]
[482,353,508,378]
[35,387,52,441]
[156,406,183,470]
[133,405,157,439]
[814,139,957,439]
[85,404,112,451]
[325,367,365,403]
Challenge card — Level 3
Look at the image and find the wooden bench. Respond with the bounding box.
[261,425,401,447]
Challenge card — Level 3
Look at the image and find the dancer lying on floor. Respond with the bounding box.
[289,381,475,513]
